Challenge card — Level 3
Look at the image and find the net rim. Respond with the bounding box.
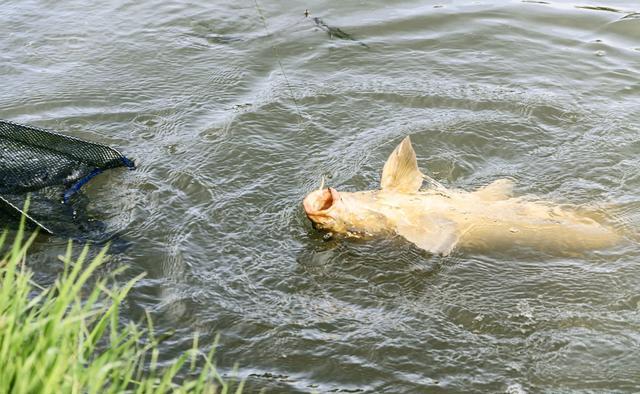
[0,118,130,160]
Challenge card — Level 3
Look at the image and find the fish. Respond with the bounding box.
[312,17,370,48]
[302,136,622,256]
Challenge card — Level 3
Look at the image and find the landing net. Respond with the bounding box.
[0,120,134,235]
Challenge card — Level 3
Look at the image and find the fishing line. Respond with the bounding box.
[252,0,305,125]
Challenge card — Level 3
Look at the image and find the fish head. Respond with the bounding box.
[303,187,391,237]
[303,136,431,238]
[302,187,351,233]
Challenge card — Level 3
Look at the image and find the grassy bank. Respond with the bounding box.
[0,218,243,394]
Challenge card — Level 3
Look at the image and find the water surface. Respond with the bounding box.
[2,0,640,392]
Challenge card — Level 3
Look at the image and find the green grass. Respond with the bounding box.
[0,215,243,394]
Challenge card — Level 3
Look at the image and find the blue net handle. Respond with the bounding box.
[63,157,135,203]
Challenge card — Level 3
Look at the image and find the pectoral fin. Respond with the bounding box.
[381,136,424,193]
[396,216,459,256]
[473,178,515,201]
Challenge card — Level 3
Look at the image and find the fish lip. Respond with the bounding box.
[303,187,339,218]
[328,187,340,203]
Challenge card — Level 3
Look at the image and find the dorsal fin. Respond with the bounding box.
[380,136,424,193]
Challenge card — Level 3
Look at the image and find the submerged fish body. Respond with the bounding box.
[312,17,370,48]
[303,137,621,255]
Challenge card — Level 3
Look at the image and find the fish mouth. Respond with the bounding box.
[303,187,338,218]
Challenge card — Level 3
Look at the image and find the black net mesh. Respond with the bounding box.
[0,120,134,235]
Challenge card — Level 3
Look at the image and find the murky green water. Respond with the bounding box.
[2,0,640,392]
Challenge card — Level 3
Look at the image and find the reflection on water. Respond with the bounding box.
[1,0,639,392]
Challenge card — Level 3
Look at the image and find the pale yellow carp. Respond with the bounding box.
[302,137,621,256]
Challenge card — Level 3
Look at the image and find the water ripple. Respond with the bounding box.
[3,0,640,392]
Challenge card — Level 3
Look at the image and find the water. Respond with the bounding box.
[2,0,640,392]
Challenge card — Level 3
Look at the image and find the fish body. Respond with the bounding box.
[303,137,620,255]
[312,17,370,48]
